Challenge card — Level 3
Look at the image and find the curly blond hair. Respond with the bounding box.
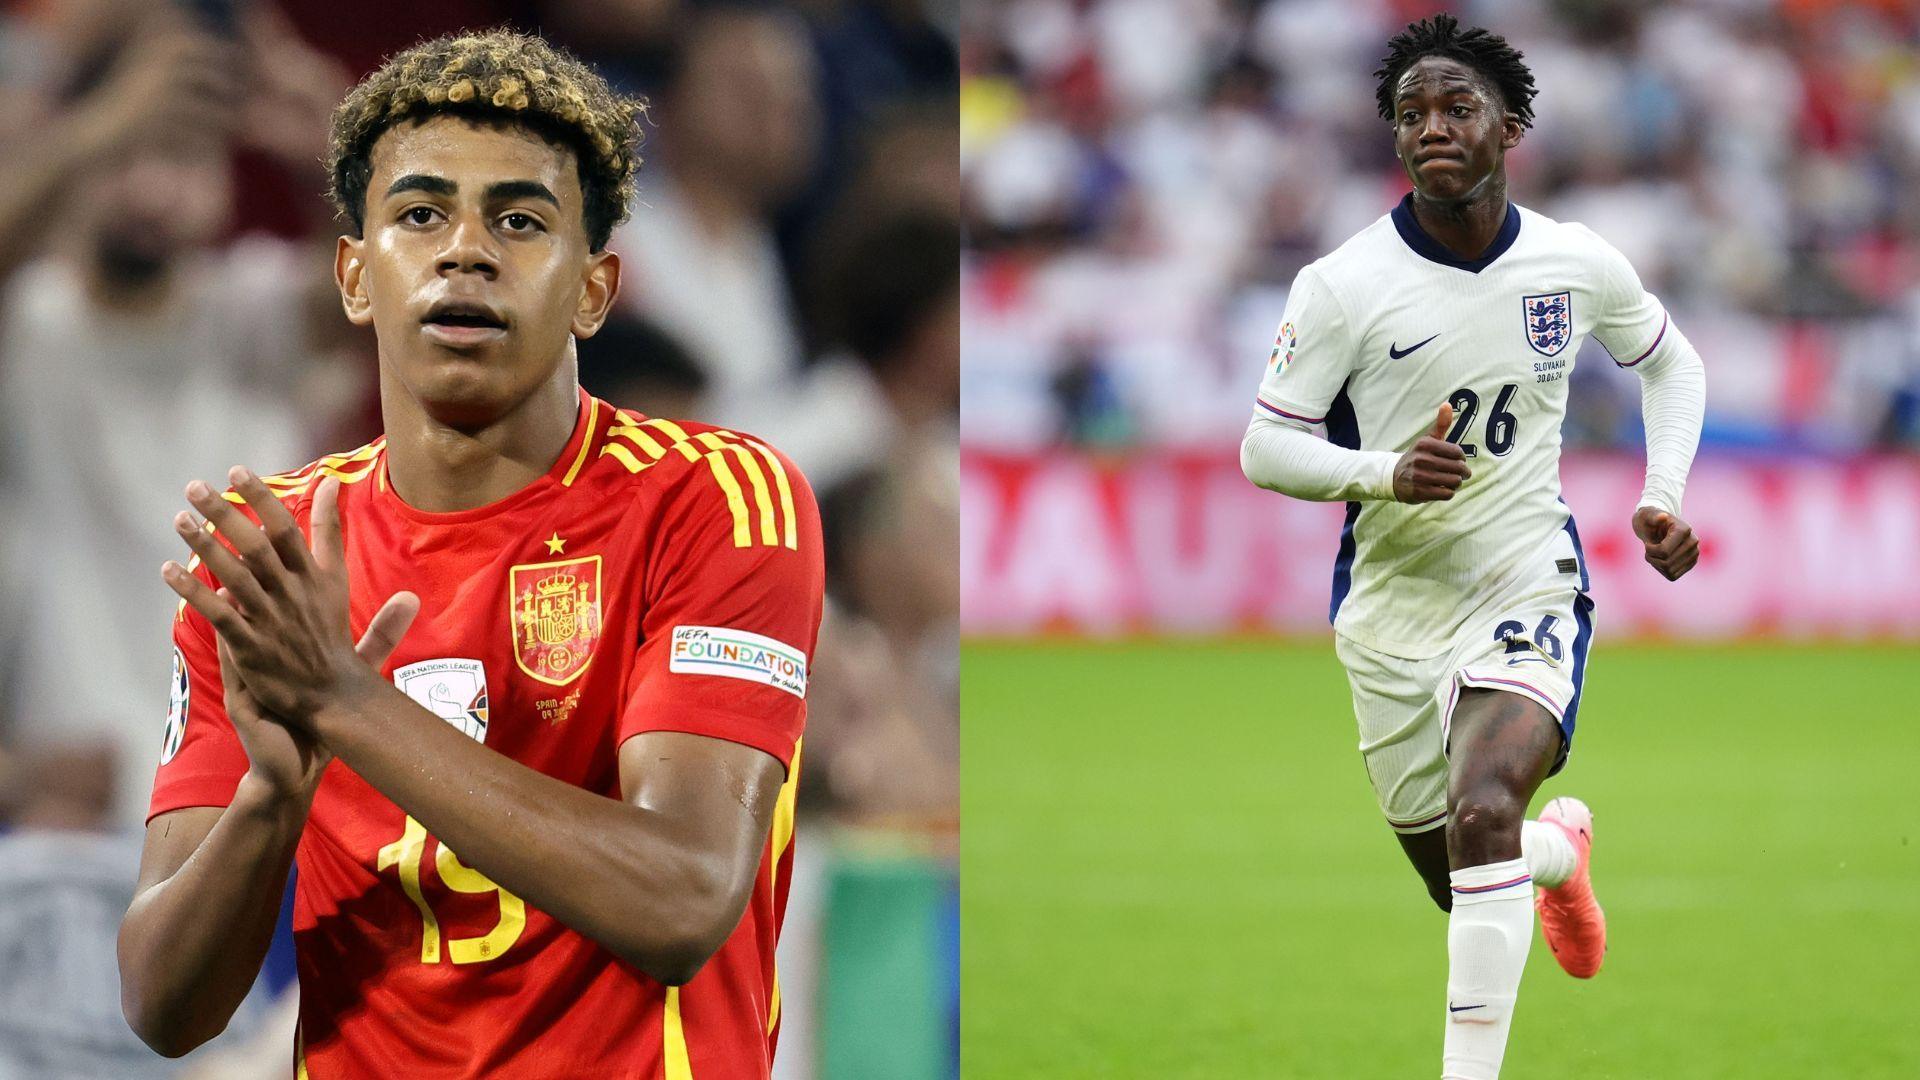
[328,29,647,251]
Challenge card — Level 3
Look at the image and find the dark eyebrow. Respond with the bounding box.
[485,180,560,208]
[1396,82,1479,104]
[381,176,559,208]
[385,174,456,199]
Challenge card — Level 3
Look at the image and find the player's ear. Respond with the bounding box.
[336,235,373,327]
[570,249,620,340]
[1501,114,1524,150]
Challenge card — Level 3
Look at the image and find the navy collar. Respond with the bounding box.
[1390,193,1521,273]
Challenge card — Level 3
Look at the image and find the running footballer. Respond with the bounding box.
[118,31,823,1078]
[1240,16,1704,1079]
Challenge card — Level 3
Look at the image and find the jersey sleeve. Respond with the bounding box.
[1252,265,1360,425]
[148,559,248,822]
[1582,228,1669,367]
[619,441,826,772]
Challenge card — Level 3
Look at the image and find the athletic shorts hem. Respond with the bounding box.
[1443,669,1576,775]
[1386,809,1449,835]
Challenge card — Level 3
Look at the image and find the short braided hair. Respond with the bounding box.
[1374,14,1537,128]
[328,29,646,251]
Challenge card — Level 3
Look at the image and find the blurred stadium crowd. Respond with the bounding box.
[960,0,1920,454]
[0,0,955,1076]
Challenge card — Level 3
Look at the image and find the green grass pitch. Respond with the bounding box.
[961,639,1920,1078]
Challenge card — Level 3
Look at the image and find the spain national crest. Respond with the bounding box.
[1523,291,1572,357]
[509,555,604,686]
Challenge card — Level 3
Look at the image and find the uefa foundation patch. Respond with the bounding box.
[669,626,808,698]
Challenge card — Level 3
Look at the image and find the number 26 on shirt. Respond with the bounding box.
[1444,382,1520,459]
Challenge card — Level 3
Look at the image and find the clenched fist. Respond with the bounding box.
[1632,508,1700,581]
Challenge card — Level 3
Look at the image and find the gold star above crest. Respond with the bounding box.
[544,532,567,555]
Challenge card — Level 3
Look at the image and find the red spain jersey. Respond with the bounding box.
[149,389,823,1079]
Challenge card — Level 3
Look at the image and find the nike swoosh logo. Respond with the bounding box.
[1448,1003,1486,1014]
[1389,334,1440,359]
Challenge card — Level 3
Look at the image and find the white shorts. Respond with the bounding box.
[1335,571,1595,835]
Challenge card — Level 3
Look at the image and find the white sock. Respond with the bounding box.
[1521,819,1576,889]
[1442,858,1534,1080]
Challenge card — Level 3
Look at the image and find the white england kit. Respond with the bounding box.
[1243,195,1701,832]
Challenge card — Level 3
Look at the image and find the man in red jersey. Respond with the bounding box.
[117,30,824,1079]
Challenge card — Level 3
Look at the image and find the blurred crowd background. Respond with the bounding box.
[961,0,1920,454]
[0,0,956,1077]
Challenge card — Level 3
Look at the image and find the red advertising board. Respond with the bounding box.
[961,451,1920,639]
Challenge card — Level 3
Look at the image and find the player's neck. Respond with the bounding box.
[378,371,581,514]
[1409,182,1509,262]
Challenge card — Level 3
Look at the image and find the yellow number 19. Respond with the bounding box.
[376,816,526,964]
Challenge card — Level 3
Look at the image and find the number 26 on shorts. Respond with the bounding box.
[1494,613,1563,662]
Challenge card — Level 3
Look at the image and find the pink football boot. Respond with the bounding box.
[1536,796,1606,978]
